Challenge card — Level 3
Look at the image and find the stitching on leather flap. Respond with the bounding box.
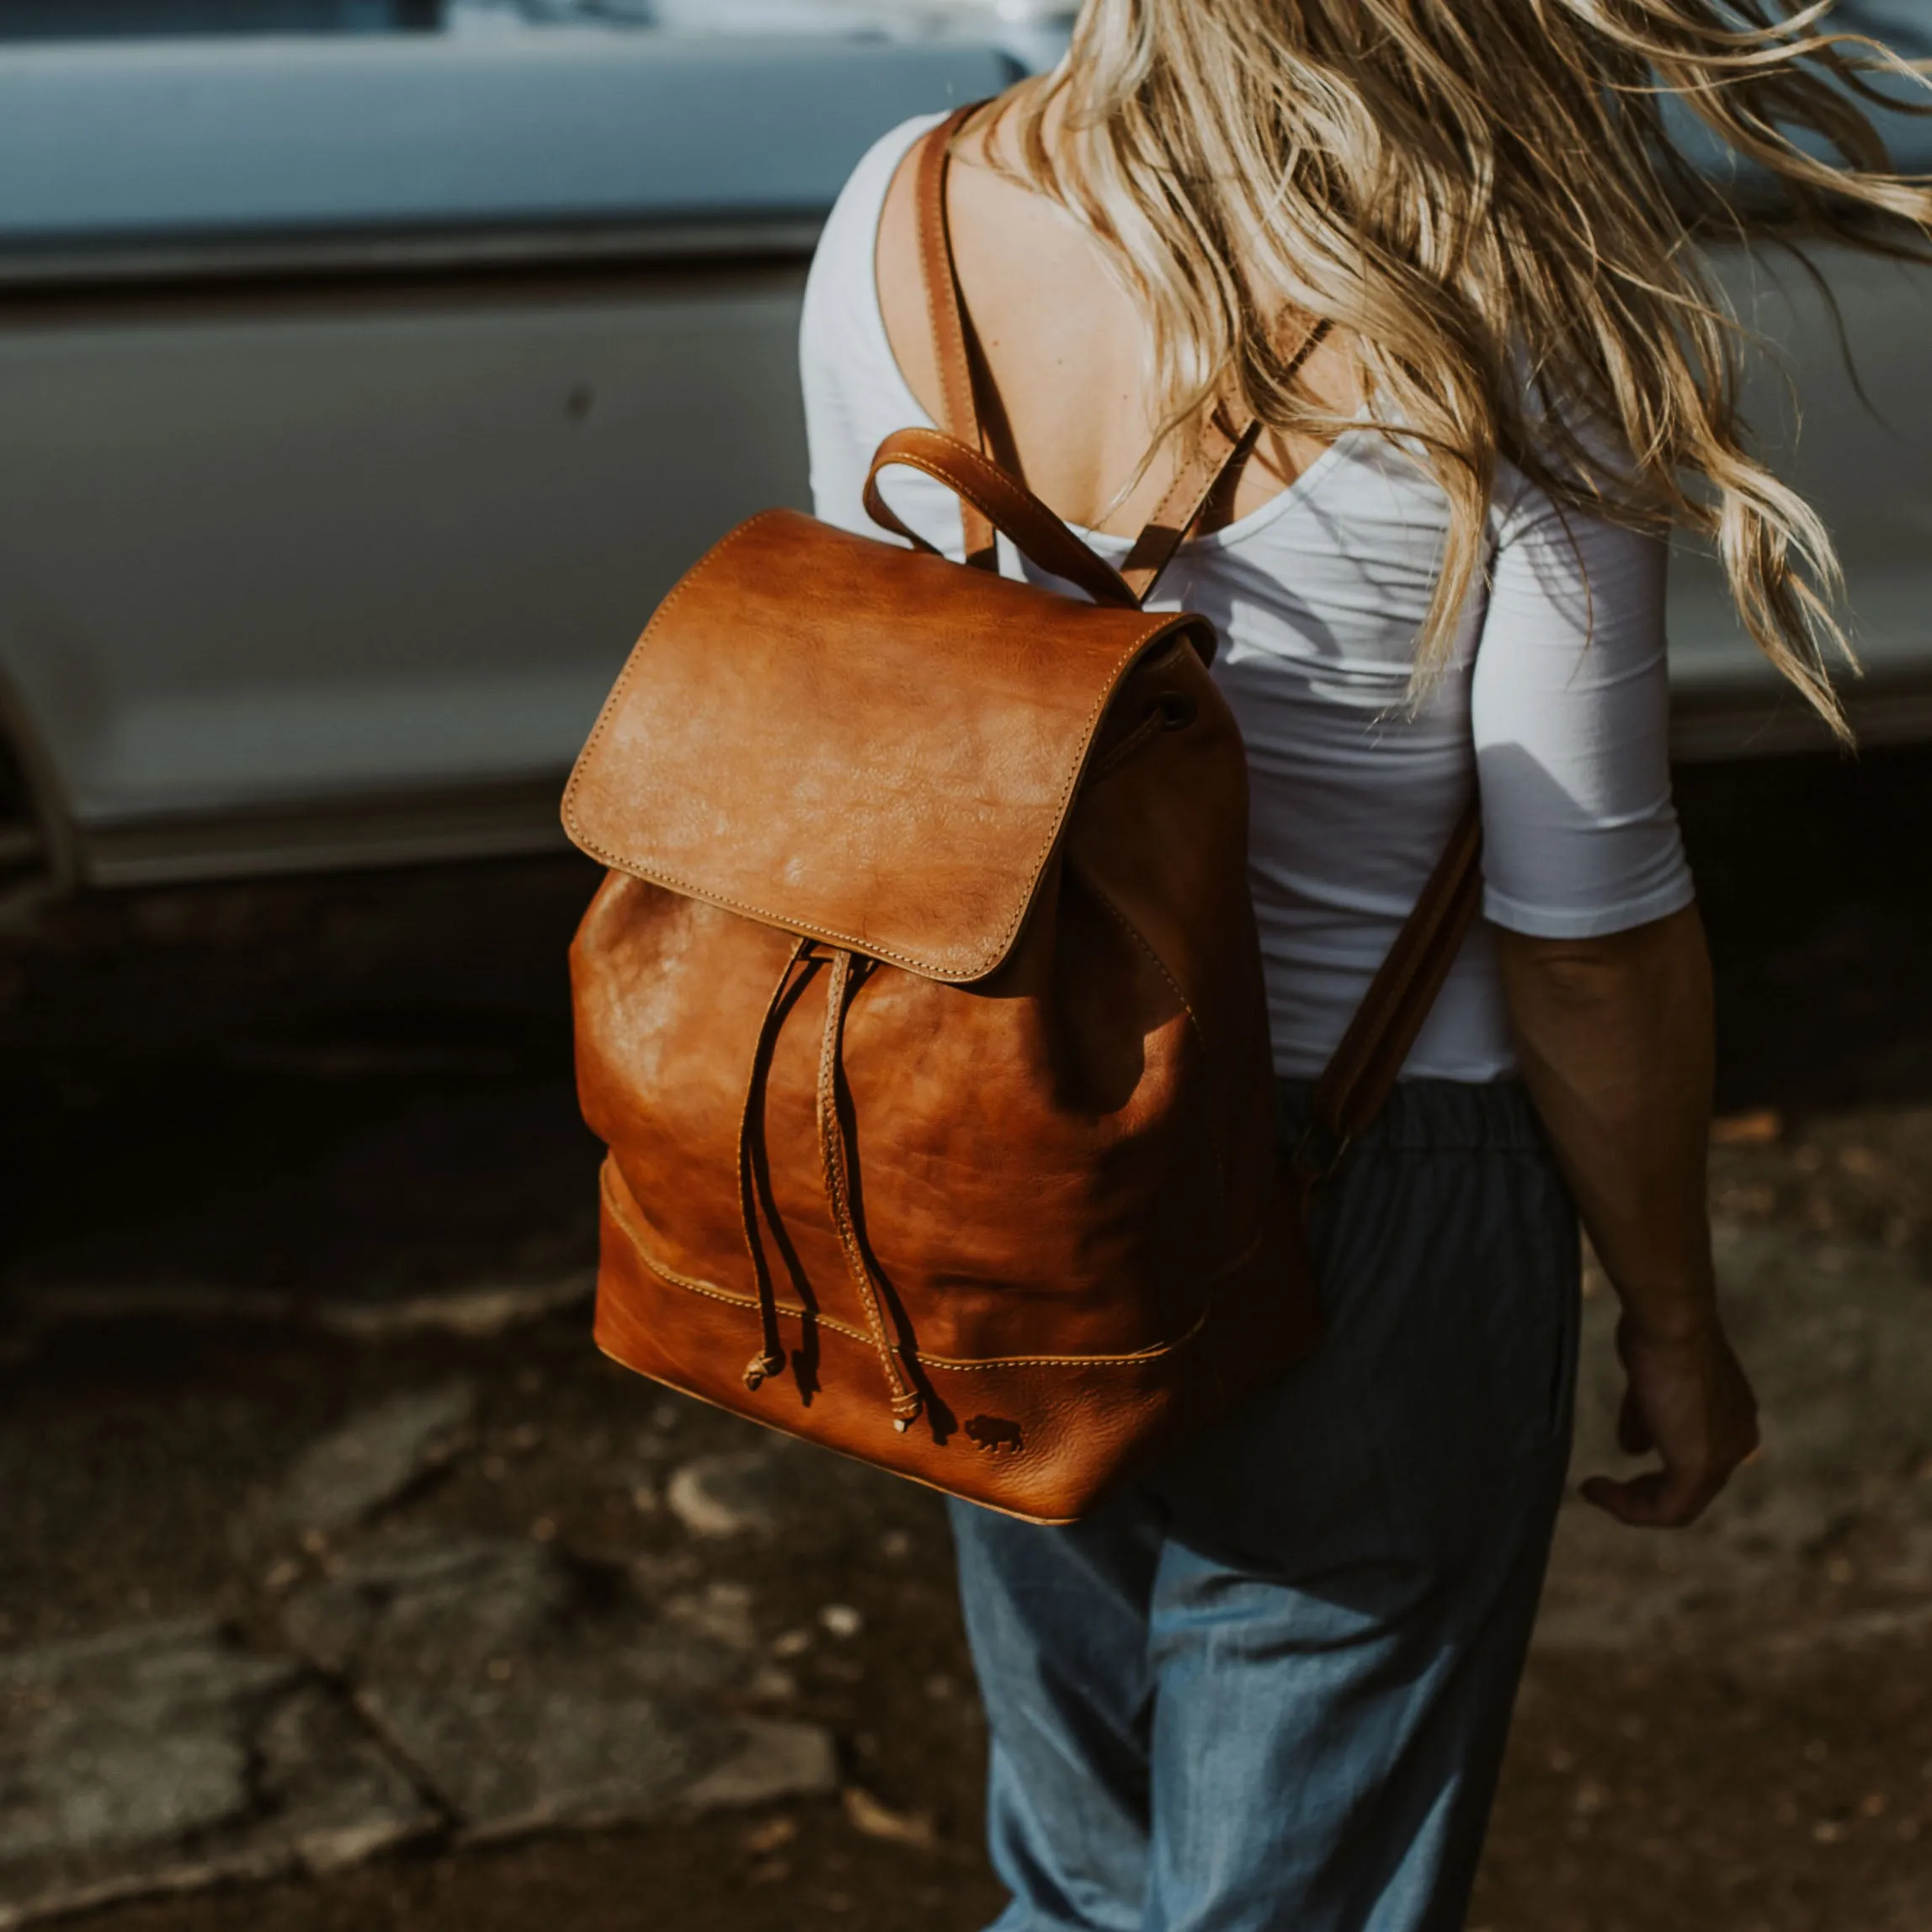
[562,514,1216,984]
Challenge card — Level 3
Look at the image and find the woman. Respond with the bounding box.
[800,3,1930,1925]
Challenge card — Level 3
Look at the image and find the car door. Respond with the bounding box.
[0,20,1016,886]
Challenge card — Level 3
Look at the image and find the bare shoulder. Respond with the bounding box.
[876,106,1119,433]
[875,99,1366,531]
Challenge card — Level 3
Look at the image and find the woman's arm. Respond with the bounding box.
[1496,905,1759,1528]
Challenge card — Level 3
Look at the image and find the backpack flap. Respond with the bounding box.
[562,508,1216,985]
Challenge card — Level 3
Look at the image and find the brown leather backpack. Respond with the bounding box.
[563,109,1480,1523]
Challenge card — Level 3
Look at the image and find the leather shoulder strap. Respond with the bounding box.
[1117,324,1330,606]
[1293,801,1484,1187]
[915,104,998,570]
[906,114,1481,1158]
[1115,418,1260,606]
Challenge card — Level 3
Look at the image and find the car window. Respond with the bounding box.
[0,2,439,36]
[0,0,1072,47]
[1662,1,1932,194]
[1835,0,1932,173]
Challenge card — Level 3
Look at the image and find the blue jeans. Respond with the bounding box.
[948,1080,1580,1932]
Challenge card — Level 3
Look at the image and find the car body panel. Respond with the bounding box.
[1670,239,1932,758]
[0,33,1008,274]
[0,13,1927,887]
[1,268,809,866]
[0,29,1013,882]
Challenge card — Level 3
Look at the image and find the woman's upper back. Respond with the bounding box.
[800,112,1693,1083]
[875,105,1360,540]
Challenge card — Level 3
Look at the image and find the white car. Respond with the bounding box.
[0,1,1924,892]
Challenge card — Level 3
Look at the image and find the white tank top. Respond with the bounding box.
[799,114,1694,1083]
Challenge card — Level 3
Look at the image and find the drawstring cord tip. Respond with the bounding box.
[742,1352,784,1393]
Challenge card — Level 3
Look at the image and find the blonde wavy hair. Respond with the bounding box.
[990,0,1932,735]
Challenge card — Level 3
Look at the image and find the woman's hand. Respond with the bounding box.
[1580,1312,1760,1529]
[1497,903,1760,1530]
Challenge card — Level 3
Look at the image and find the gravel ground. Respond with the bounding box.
[3,744,1930,1931]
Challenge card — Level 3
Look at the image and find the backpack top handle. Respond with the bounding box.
[862,427,1144,615]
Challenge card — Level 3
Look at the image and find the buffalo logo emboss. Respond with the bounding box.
[964,1415,1023,1455]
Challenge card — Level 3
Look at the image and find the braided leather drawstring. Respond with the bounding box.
[737,937,922,1430]
[816,947,923,1431]
[739,934,817,1393]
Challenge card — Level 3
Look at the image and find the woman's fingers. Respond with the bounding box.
[1581,1464,1720,1529]
[1582,1317,1760,1530]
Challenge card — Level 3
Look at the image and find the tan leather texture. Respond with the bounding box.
[565,475,1313,1516]
[915,99,995,568]
[562,508,1217,986]
[563,108,1477,1522]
